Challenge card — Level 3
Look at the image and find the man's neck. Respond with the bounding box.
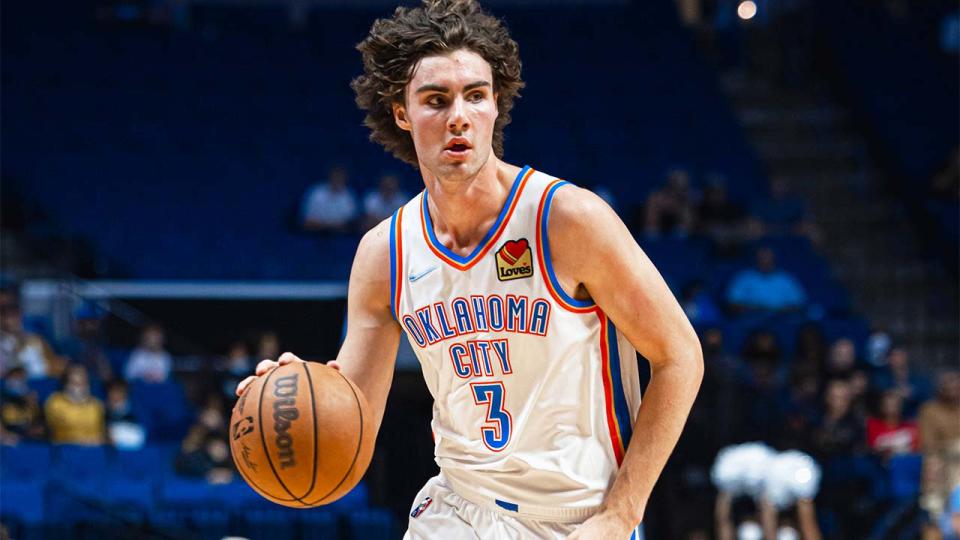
[422,158,522,255]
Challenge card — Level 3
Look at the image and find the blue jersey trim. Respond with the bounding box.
[389,209,399,321]
[422,165,530,265]
[607,318,634,452]
[495,499,519,512]
[540,181,596,308]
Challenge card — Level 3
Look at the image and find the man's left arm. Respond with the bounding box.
[549,187,704,537]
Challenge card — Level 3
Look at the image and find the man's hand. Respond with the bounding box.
[567,511,634,540]
[235,352,341,396]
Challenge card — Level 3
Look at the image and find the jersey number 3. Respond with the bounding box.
[470,382,512,451]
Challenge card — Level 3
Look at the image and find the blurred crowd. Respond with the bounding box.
[300,167,409,234]
[3,164,958,539]
[0,288,301,487]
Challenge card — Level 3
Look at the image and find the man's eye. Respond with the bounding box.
[468,92,484,102]
[427,96,446,107]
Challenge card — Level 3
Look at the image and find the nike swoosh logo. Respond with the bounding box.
[408,266,438,283]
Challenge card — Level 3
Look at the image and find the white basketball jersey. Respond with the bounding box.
[389,166,641,521]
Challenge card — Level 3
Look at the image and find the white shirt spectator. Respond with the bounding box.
[302,184,358,228]
[302,167,358,231]
[124,348,171,383]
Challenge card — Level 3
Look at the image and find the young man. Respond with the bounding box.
[238,1,703,537]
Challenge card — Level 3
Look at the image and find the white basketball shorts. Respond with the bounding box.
[403,473,644,540]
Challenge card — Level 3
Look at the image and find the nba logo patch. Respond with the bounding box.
[411,496,433,518]
[496,238,533,281]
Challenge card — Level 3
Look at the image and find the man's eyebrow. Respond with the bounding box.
[415,80,491,94]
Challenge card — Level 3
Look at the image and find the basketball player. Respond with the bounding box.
[238,1,703,537]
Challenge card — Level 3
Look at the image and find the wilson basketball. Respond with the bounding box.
[229,361,375,508]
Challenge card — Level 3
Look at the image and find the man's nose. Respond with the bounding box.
[448,96,469,134]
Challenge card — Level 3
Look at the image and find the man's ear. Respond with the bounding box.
[394,104,411,132]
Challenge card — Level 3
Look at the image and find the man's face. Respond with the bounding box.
[395,49,498,181]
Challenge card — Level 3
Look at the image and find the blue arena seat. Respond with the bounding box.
[346,508,397,540]
[53,444,109,486]
[1,443,52,481]
[889,453,923,501]
[299,510,340,540]
[0,478,45,524]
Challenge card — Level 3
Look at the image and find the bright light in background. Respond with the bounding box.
[738,0,758,20]
[794,467,812,484]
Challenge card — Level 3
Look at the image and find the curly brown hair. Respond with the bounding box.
[350,0,524,167]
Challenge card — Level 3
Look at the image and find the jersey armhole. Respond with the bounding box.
[389,206,404,321]
[535,181,596,312]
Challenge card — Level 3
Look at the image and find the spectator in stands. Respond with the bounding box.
[919,371,960,529]
[44,364,105,445]
[737,331,786,442]
[0,366,45,444]
[362,173,409,230]
[641,168,696,238]
[810,378,864,462]
[726,247,807,313]
[176,394,233,484]
[60,303,113,384]
[105,379,146,450]
[217,340,252,404]
[124,323,172,383]
[780,368,819,450]
[872,347,932,418]
[810,378,870,538]
[866,389,919,460]
[750,177,821,244]
[824,337,856,379]
[792,323,827,383]
[0,304,65,379]
[256,330,280,363]
[681,281,722,327]
[301,166,358,233]
[696,173,746,250]
[751,176,804,230]
[175,427,234,484]
[698,328,740,448]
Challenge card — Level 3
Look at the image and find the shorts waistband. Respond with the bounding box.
[440,468,602,523]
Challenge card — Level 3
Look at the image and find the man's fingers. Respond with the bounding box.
[327,360,342,372]
[255,359,278,376]
[236,376,257,396]
[278,352,303,365]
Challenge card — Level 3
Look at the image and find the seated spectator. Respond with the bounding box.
[362,174,409,230]
[44,365,105,445]
[824,337,857,379]
[696,173,746,249]
[301,166,358,233]
[0,366,45,444]
[749,177,821,244]
[726,247,807,313]
[872,347,933,418]
[256,330,280,362]
[217,340,252,404]
[60,303,113,384]
[681,281,722,327]
[175,394,233,484]
[124,324,172,383]
[792,323,826,382]
[919,371,960,529]
[751,177,805,229]
[866,389,919,460]
[810,378,865,462]
[105,379,146,450]
[641,168,695,238]
[0,304,65,379]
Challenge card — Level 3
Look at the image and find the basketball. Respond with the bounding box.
[229,361,375,508]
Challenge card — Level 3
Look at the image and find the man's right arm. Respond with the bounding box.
[332,218,402,434]
[237,218,401,436]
